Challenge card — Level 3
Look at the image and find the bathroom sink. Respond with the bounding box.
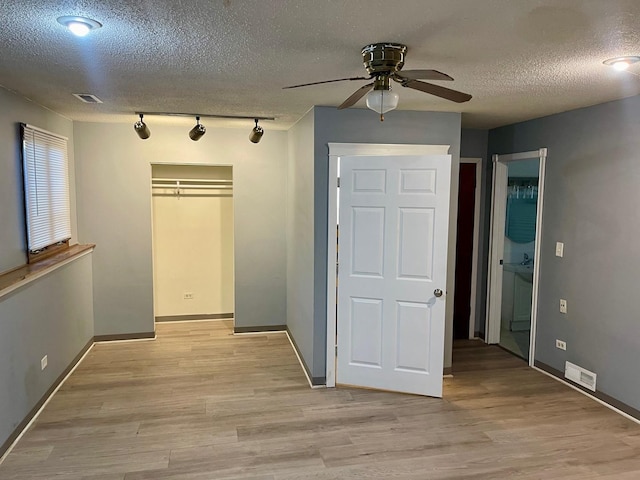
[503,263,534,273]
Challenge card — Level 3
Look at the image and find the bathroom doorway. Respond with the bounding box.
[486,149,546,363]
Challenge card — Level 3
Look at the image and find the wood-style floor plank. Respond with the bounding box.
[1,320,640,479]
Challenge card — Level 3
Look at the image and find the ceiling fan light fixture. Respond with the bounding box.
[603,56,640,71]
[189,116,206,141]
[57,16,102,37]
[366,89,399,120]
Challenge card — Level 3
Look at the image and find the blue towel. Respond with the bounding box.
[505,198,537,243]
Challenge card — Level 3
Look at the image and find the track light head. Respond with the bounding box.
[134,114,151,139]
[249,119,264,143]
[189,116,206,141]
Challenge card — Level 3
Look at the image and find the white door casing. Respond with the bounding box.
[333,150,451,397]
[486,148,547,366]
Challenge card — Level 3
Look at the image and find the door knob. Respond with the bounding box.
[434,289,443,298]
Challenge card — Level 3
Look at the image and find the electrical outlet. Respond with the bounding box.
[41,355,48,370]
[556,339,567,351]
[183,292,193,300]
[556,242,564,257]
[559,299,567,314]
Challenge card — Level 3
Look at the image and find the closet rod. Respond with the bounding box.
[152,184,232,190]
[151,178,232,184]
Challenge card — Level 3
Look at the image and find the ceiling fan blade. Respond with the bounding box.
[401,79,472,103]
[396,69,453,81]
[283,76,371,89]
[337,83,375,110]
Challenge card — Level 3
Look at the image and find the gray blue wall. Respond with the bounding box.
[0,87,93,451]
[0,257,94,450]
[308,106,462,379]
[0,88,78,272]
[286,110,316,374]
[73,122,288,335]
[489,95,640,411]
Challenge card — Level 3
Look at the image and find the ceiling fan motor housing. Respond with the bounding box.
[361,43,407,75]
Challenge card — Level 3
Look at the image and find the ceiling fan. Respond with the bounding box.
[284,43,472,120]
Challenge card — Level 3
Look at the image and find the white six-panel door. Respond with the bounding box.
[337,154,451,397]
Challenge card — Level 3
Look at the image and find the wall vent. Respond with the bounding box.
[72,93,103,104]
[565,361,597,392]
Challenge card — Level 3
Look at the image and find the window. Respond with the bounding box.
[21,124,71,260]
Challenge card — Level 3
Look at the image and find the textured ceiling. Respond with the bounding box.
[1,0,640,130]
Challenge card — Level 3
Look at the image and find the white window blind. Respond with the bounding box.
[21,124,71,252]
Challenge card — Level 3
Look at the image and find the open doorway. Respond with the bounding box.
[453,158,482,340]
[151,164,234,324]
[486,149,547,364]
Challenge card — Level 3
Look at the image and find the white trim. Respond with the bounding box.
[460,158,482,339]
[486,148,546,368]
[486,158,507,344]
[494,149,542,162]
[533,366,640,426]
[94,336,157,344]
[326,142,451,388]
[0,343,95,465]
[327,151,338,388]
[285,331,326,390]
[0,247,94,300]
[327,143,450,157]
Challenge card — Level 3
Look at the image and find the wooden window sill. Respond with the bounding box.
[0,244,95,300]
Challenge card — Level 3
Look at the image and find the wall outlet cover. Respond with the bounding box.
[555,242,564,257]
[555,339,567,350]
[560,299,567,314]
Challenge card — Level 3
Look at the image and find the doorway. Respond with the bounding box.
[486,149,547,364]
[151,164,235,323]
[453,158,482,340]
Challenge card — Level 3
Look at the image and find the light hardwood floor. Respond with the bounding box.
[1,320,640,479]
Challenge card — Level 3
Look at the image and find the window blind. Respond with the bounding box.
[21,124,71,252]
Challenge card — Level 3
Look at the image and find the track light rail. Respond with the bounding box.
[135,112,275,121]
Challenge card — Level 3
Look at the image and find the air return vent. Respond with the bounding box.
[565,361,597,391]
[72,93,103,104]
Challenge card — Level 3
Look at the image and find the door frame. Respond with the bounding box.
[325,143,451,387]
[485,148,547,366]
[149,162,235,325]
[459,157,482,339]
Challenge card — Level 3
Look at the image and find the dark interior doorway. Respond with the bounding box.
[453,162,477,340]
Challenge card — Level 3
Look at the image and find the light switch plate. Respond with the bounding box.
[560,299,567,314]
[555,242,564,257]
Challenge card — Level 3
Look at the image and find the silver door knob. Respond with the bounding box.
[434,289,443,298]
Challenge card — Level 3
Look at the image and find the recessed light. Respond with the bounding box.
[603,56,640,71]
[57,16,102,37]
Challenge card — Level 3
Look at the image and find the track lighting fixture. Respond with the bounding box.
[133,114,151,139]
[249,119,264,143]
[133,112,274,141]
[189,116,206,141]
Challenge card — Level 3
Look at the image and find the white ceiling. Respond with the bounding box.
[2,0,640,130]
